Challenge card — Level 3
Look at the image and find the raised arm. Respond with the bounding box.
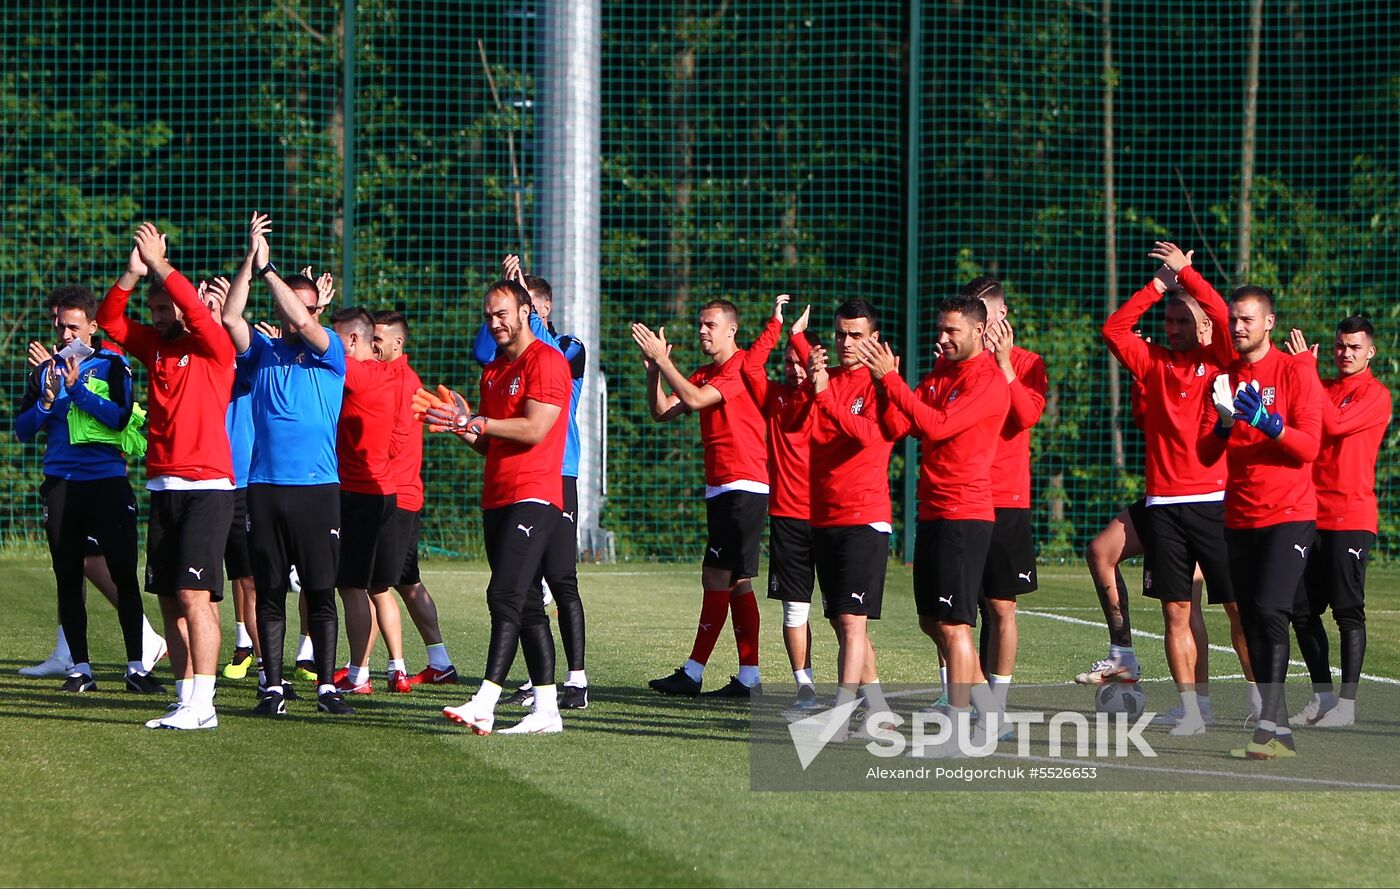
[632,322,715,419]
[96,244,155,353]
[1161,241,1234,366]
[987,322,1046,431]
[265,266,331,355]
[222,213,271,355]
[132,222,234,363]
[1102,267,1174,378]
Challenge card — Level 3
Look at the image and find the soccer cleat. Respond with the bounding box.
[1168,716,1208,737]
[252,691,289,717]
[502,686,534,707]
[560,685,590,710]
[702,676,759,699]
[59,673,97,693]
[294,661,318,682]
[407,665,459,686]
[1230,738,1298,760]
[144,702,181,728]
[20,653,73,678]
[443,699,495,734]
[222,648,255,680]
[1075,657,1140,685]
[1311,705,1355,728]
[335,676,373,695]
[316,691,355,715]
[794,684,819,708]
[125,671,166,694]
[158,705,219,731]
[333,667,350,685]
[649,668,702,697]
[1288,695,1335,727]
[257,680,301,701]
[499,708,564,735]
[141,635,169,673]
[387,670,412,694]
[1151,705,1216,728]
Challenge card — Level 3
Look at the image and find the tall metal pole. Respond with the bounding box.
[537,0,605,551]
[341,1,355,304]
[901,0,922,563]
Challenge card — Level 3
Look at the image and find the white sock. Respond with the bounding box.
[565,670,588,688]
[1246,681,1262,715]
[387,659,405,674]
[317,683,336,696]
[192,674,217,712]
[348,664,369,685]
[683,658,705,683]
[1274,723,1292,738]
[971,683,999,722]
[235,622,253,649]
[1258,718,1277,734]
[1109,643,1135,662]
[794,668,814,686]
[71,661,92,677]
[1334,697,1356,718]
[532,683,559,715]
[737,665,761,688]
[1197,693,1213,716]
[426,642,452,670]
[989,673,1013,710]
[938,665,948,697]
[517,679,535,693]
[860,680,889,714]
[127,660,144,676]
[296,635,314,662]
[1180,690,1202,721]
[476,680,503,711]
[54,625,71,661]
[175,678,191,704]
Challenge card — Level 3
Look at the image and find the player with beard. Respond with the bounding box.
[633,301,767,698]
[98,223,236,730]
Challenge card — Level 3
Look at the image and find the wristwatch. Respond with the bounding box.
[256,261,278,278]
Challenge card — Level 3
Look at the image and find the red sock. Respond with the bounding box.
[731,590,761,666]
[688,590,731,665]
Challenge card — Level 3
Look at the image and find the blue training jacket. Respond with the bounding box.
[15,348,132,480]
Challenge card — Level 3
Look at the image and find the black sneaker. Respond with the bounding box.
[125,671,167,694]
[649,668,702,696]
[252,691,288,716]
[502,685,534,707]
[702,676,758,699]
[60,673,97,693]
[560,685,590,710]
[255,680,301,701]
[317,691,355,715]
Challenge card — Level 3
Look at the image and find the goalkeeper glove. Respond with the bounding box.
[413,385,477,435]
[1232,381,1284,438]
[1211,374,1236,427]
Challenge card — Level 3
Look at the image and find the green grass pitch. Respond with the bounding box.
[3,557,1400,887]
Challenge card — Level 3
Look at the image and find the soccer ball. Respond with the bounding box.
[1094,682,1146,718]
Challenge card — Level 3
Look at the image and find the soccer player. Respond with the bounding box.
[1099,244,1255,734]
[478,257,590,709]
[16,288,154,694]
[98,222,236,730]
[430,278,571,734]
[19,288,165,679]
[859,295,1011,742]
[742,294,817,707]
[1200,285,1323,760]
[632,301,767,698]
[220,212,353,717]
[372,310,458,686]
[971,278,1047,718]
[329,306,404,695]
[1285,318,1391,727]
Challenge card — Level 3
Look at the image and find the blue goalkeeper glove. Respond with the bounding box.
[1233,383,1284,438]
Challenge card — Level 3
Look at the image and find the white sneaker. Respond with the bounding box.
[443,699,495,735]
[19,652,73,678]
[1152,705,1214,727]
[157,705,219,731]
[141,635,168,674]
[1075,657,1140,685]
[1169,716,1207,736]
[144,702,181,729]
[1288,694,1335,727]
[1311,702,1355,727]
[499,708,564,735]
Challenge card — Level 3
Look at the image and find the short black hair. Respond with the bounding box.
[937,295,988,324]
[47,284,93,310]
[1337,314,1375,339]
[487,279,532,308]
[54,290,98,322]
[523,275,552,302]
[1229,284,1275,316]
[960,276,1004,303]
[282,273,319,303]
[372,309,409,335]
[834,298,879,332]
[330,306,374,337]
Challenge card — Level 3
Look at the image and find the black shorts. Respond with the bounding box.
[1297,530,1373,615]
[145,489,235,600]
[1142,500,1234,604]
[394,508,423,587]
[337,491,400,589]
[766,516,815,603]
[1126,497,1150,552]
[981,508,1038,599]
[224,488,253,580]
[812,524,889,619]
[1225,521,1316,613]
[914,519,994,624]
[247,483,341,596]
[702,490,767,581]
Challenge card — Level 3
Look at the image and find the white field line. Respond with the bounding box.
[1021,608,1400,686]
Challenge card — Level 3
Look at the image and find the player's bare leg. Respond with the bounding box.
[369,588,408,691]
[1075,508,1141,684]
[1158,597,1206,735]
[983,597,1018,713]
[1224,601,1260,719]
[337,586,374,691]
[928,619,997,740]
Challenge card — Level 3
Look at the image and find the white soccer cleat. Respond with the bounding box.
[1075,657,1140,685]
[141,635,169,674]
[1288,694,1334,726]
[144,703,181,729]
[498,708,564,735]
[1310,703,1355,727]
[1152,704,1215,728]
[443,699,495,735]
[157,705,219,731]
[19,653,73,678]
[1168,716,1207,736]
